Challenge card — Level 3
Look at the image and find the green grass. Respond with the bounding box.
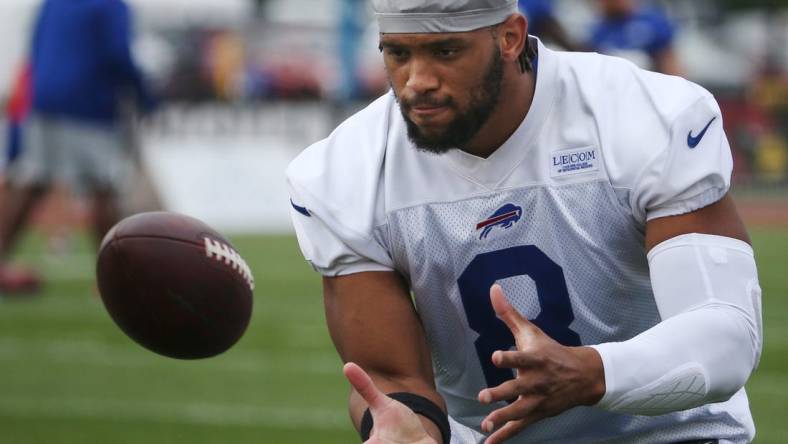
[747,228,788,443]
[0,234,356,444]
[0,229,786,443]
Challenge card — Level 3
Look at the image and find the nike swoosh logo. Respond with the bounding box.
[290,199,311,217]
[687,117,717,148]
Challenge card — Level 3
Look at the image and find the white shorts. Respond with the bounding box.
[6,114,132,195]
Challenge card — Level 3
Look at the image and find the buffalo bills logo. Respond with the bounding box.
[476,204,523,239]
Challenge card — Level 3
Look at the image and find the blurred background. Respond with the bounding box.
[1,0,786,231]
[0,0,785,443]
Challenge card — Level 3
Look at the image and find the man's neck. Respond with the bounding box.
[459,66,537,159]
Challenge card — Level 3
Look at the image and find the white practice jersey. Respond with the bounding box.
[286,39,753,443]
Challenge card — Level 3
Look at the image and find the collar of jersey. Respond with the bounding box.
[444,37,558,190]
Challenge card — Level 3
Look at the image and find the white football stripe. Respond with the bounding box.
[204,237,255,290]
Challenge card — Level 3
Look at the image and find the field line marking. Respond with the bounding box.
[0,337,340,374]
[0,396,348,430]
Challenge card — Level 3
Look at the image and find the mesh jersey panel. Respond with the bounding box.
[380,180,752,444]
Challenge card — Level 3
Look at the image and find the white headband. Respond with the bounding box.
[373,0,519,33]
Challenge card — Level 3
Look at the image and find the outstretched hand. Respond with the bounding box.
[343,363,439,444]
[477,285,605,444]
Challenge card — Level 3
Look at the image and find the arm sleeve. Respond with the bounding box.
[591,234,762,415]
[285,94,398,277]
[630,93,732,222]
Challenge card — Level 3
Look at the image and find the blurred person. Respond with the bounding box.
[589,0,683,76]
[4,63,32,170]
[741,58,788,185]
[754,131,788,184]
[518,0,582,51]
[205,30,246,101]
[287,0,761,443]
[0,0,154,295]
[752,58,788,138]
[0,63,39,293]
[252,0,271,19]
[4,63,88,268]
[338,0,369,101]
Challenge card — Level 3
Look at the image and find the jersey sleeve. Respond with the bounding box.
[285,95,397,277]
[287,182,394,277]
[630,93,732,222]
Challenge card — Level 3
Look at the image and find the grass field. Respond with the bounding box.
[0,229,785,443]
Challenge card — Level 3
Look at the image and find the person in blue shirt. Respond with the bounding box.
[0,0,154,295]
[518,0,581,51]
[30,0,154,124]
[588,0,683,75]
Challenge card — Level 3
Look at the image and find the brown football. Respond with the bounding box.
[96,212,254,359]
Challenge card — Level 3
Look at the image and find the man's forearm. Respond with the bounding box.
[592,234,762,415]
[592,303,758,415]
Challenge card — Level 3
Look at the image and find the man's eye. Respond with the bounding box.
[385,49,408,60]
[436,48,459,58]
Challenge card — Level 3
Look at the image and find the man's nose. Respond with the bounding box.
[405,58,439,95]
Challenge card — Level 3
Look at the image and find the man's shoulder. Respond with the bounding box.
[286,92,394,184]
[551,51,721,205]
[285,93,397,228]
[557,50,709,121]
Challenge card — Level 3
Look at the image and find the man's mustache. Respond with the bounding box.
[400,95,453,109]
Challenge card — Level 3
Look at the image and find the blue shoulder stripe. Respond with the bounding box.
[290,199,311,217]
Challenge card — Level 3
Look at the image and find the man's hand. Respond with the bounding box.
[344,363,439,444]
[477,285,606,444]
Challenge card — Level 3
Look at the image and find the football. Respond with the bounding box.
[96,212,254,359]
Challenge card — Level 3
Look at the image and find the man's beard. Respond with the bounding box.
[396,49,504,155]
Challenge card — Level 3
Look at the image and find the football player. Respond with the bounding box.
[517,0,582,51]
[0,0,155,294]
[589,0,683,76]
[287,1,762,442]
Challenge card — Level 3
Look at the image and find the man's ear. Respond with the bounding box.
[498,14,528,64]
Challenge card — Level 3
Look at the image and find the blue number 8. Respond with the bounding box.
[457,245,581,389]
